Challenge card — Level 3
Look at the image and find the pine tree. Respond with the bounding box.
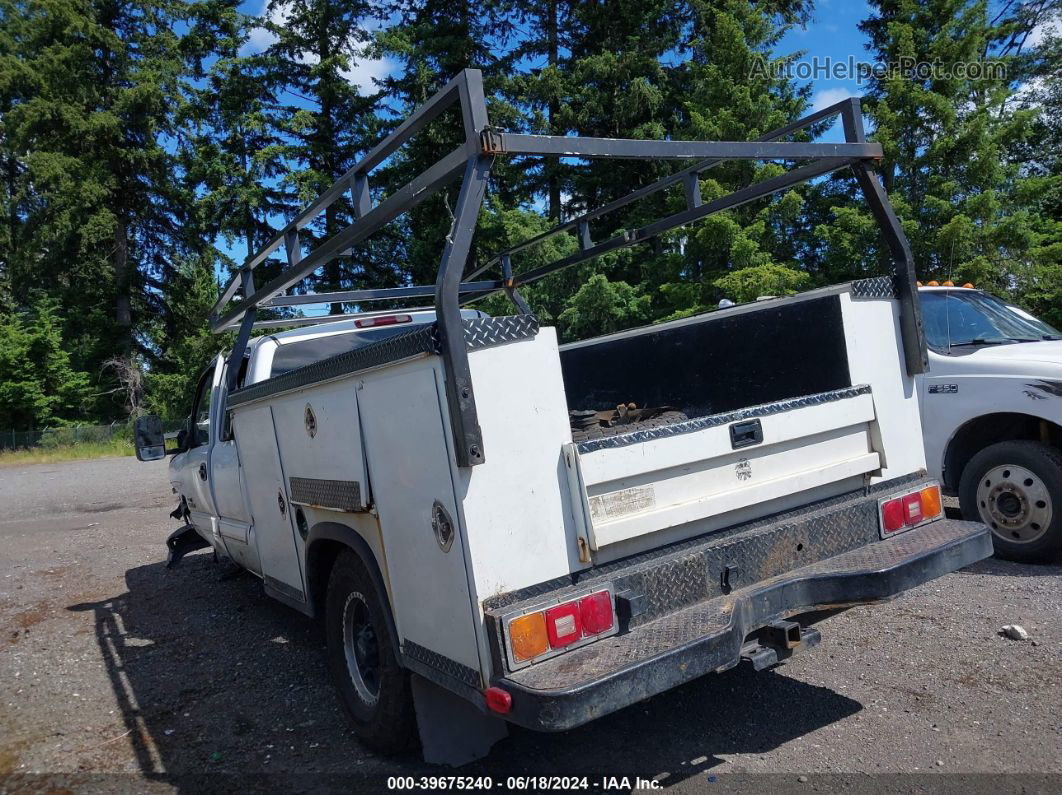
[0,300,90,429]
[0,0,189,420]
[1007,2,1062,326]
[806,0,1048,299]
[375,0,518,290]
[264,0,384,313]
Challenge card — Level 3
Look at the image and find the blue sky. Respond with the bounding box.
[235,0,876,134]
[222,0,877,292]
[781,1,873,110]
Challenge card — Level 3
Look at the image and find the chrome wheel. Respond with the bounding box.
[976,464,1053,544]
[342,591,381,706]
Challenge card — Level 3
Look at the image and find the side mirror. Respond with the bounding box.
[134,415,166,461]
[176,426,189,451]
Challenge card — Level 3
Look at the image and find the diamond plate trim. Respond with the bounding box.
[504,518,984,692]
[288,477,364,512]
[402,640,481,689]
[481,471,928,614]
[228,316,539,409]
[463,315,539,349]
[851,276,897,299]
[575,384,872,453]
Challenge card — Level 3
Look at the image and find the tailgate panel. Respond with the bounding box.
[566,387,880,549]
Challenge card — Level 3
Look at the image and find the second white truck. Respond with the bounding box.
[133,71,991,765]
[918,284,1062,562]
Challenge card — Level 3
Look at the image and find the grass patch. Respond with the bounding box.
[0,438,135,466]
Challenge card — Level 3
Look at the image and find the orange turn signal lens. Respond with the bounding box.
[919,485,942,519]
[962,282,974,288]
[927,280,939,286]
[509,612,548,662]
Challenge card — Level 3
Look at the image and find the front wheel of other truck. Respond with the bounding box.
[959,441,1062,563]
[325,549,417,753]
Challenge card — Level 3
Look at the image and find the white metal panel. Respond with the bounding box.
[578,392,875,486]
[840,291,926,480]
[571,391,879,549]
[590,450,879,547]
[211,438,250,537]
[358,360,482,676]
[458,329,587,602]
[919,347,1062,486]
[177,356,224,534]
[268,382,369,508]
[231,403,305,598]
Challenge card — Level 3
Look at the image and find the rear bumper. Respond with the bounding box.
[495,518,990,731]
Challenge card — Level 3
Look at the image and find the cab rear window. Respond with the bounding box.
[270,326,416,378]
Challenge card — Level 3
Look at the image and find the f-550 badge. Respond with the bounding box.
[928,384,958,394]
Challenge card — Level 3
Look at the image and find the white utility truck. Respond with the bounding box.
[918,284,1062,562]
[133,71,991,765]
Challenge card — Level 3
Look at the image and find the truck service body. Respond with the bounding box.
[134,71,991,764]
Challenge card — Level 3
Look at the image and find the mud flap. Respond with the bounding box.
[411,674,507,766]
[165,524,209,569]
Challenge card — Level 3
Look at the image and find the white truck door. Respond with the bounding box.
[179,356,223,532]
[918,350,956,483]
[231,403,306,602]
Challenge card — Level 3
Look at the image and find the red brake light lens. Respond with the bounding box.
[881,498,905,533]
[579,591,615,635]
[354,314,412,328]
[544,602,582,648]
[901,493,923,525]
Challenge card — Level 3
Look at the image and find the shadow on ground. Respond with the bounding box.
[68,553,862,789]
[956,557,1062,577]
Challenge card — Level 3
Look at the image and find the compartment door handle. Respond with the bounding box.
[729,419,763,449]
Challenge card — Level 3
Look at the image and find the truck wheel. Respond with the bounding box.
[325,549,416,753]
[959,441,1062,563]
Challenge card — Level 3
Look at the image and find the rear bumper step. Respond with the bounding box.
[496,518,990,731]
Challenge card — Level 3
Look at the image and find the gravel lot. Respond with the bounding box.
[1,457,1060,792]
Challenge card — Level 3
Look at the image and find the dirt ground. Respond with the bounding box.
[1,457,1060,793]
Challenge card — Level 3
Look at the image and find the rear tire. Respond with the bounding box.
[325,549,417,753]
[958,441,1062,563]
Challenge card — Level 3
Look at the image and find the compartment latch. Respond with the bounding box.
[729,418,763,449]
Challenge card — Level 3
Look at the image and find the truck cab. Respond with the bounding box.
[167,308,486,570]
[918,285,1062,562]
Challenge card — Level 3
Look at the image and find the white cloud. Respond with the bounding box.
[241,0,283,55]
[241,0,395,92]
[1024,18,1056,49]
[811,87,852,112]
[341,56,394,93]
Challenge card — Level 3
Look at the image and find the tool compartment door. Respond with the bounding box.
[567,388,881,550]
[357,361,483,681]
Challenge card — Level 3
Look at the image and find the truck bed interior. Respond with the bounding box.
[559,291,853,421]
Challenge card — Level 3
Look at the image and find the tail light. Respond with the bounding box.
[579,591,615,634]
[354,314,411,328]
[484,686,512,714]
[879,483,943,537]
[544,603,581,648]
[503,586,618,668]
[508,612,548,662]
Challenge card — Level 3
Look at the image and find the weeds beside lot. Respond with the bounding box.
[0,438,135,466]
